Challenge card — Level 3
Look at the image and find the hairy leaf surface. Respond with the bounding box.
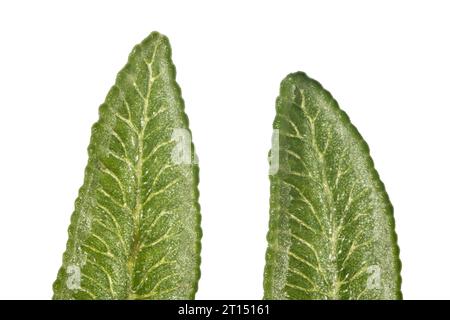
[53,32,201,300]
[264,72,401,299]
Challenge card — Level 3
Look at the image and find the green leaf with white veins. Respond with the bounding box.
[53,32,201,300]
[264,72,401,300]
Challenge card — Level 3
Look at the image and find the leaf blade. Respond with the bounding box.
[264,72,401,300]
[53,32,201,300]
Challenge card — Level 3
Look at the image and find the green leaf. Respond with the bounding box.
[264,72,401,300]
[53,32,201,300]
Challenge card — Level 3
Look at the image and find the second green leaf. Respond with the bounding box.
[264,72,402,300]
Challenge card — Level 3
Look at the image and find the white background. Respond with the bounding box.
[0,0,449,300]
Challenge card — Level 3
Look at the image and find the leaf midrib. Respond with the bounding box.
[297,89,341,299]
[125,40,161,298]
